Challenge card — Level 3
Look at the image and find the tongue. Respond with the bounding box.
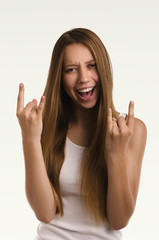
[80,91,92,99]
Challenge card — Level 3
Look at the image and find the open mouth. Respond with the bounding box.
[76,86,95,100]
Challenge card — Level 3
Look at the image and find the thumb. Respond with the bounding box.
[37,96,45,116]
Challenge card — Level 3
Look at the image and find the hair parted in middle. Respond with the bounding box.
[41,28,118,223]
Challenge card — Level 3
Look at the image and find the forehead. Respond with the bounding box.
[63,43,94,63]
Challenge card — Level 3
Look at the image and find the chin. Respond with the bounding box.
[76,100,98,109]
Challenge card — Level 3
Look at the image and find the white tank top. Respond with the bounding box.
[34,137,122,240]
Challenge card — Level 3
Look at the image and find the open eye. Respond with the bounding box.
[65,67,76,73]
[88,63,96,68]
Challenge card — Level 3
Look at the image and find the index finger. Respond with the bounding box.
[127,101,134,130]
[16,83,24,115]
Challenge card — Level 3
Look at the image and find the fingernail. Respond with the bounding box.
[130,100,134,105]
[108,108,111,113]
[32,99,37,105]
[19,83,23,87]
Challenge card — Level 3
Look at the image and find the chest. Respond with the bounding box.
[59,138,85,196]
[67,123,91,147]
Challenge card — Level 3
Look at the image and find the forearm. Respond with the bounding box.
[22,138,56,223]
[106,154,135,230]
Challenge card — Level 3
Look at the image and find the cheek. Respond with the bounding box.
[63,75,76,89]
[62,78,75,97]
[62,76,69,90]
[63,82,72,92]
[92,71,99,83]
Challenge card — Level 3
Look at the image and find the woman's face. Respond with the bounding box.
[62,43,100,109]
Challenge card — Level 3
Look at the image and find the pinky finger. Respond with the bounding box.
[107,108,113,132]
[37,96,45,116]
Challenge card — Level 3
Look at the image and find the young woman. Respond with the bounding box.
[16,28,147,240]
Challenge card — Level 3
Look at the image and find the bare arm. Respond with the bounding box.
[106,102,147,230]
[16,83,56,223]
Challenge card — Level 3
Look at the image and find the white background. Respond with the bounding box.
[0,0,159,239]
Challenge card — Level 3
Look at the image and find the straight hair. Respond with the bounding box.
[41,28,117,223]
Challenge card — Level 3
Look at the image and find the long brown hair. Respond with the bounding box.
[41,28,117,223]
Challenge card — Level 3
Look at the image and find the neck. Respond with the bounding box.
[70,103,97,128]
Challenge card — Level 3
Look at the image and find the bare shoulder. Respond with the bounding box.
[129,117,147,150]
[133,118,147,138]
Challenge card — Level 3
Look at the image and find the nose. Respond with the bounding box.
[77,66,89,83]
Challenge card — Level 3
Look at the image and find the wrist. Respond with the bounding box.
[106,151,127,164]
[22,136,41,145]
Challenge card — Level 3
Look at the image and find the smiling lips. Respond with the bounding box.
[76,86,95,101]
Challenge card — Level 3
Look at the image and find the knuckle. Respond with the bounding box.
[28,113,35,122]
[23,112,28,119]
[119,129,125,135]
[112,130,119,137]
[16,111,20,118]
[38,106,42,112]
[120,128,132,137]
[16,111,22,119]
[127,129,132,136]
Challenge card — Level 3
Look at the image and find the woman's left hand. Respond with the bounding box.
[106,101,134,158]
[106,100,147,229]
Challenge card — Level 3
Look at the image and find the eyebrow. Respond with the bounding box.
[64,59,95,68]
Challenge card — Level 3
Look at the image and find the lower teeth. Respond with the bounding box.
[77,87,95,98]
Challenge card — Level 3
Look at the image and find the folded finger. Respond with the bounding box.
[112,118,118,134]
[117,115,126,131]
[24,101,37,116]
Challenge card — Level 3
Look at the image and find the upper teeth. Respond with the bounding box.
[78,87,94,93]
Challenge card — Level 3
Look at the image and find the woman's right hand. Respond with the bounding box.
[16,83,45,141]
